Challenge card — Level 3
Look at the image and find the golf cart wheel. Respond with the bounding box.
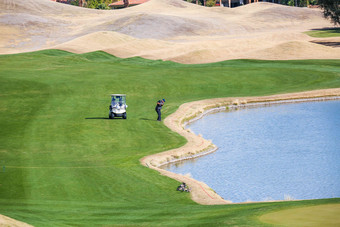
[123,112,127,119]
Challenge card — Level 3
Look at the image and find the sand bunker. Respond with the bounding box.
[1,0,339,63]
[0,214,33,227]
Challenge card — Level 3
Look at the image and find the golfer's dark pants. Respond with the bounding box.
[155,108,161,121]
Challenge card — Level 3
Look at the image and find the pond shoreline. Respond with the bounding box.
[140,88,340,205]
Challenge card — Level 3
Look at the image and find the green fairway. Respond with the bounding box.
[305,28,340,38]
[0,50,340,226]
[259,204,340,227]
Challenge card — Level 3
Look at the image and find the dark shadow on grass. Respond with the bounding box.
[310,41,340,47]
[310,27,340,32]
[86,117,127,120]
[140,118,158,121]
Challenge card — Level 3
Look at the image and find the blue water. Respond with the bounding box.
[162,100,340,203]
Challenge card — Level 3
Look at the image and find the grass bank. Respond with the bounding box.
[305,28,340,38]
[0,50,340,226]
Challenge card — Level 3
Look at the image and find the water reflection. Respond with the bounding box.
[161,157,200,169]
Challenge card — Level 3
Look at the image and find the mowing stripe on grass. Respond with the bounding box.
[1,50,340,226]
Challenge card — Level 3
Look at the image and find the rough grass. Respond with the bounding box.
[0,50,340,226]
[305,28,340,38]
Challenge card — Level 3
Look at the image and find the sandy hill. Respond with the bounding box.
[0,0,339,63]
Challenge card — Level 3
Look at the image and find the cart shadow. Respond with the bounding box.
[85,117,110,120]
[140,118,158,121]
[85,117,124,120]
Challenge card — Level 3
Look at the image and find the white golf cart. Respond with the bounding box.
[109,94,128,119]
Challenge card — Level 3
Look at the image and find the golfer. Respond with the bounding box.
[155,99,165,121]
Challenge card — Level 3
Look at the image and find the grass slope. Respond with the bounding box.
[0,50,340,226]
[305,28,340,38]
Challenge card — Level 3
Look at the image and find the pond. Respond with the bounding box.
[162,99,340,203]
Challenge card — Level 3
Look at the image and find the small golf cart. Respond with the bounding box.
[109,94,128,119]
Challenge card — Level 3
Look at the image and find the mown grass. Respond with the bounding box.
[305,28,340,38]
[259,204,340,227]
[0,50,339,226]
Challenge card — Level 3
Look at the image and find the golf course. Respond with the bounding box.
[1,0,340,225]
[0,50,340,226]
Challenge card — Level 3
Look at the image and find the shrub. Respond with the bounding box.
[206,0,216,7]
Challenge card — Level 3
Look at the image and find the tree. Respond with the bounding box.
[97,2,109,9]
[70,0,79,6]
[86,0,111,9]
[287,0,295,6]
[206,0,216,7]
[318,0,340,25]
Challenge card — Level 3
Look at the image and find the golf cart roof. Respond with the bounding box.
[111,94,126,97]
